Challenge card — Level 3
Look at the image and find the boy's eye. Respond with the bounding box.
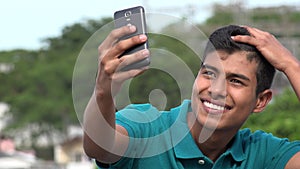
[202,70,216,79]
[230,79,243,85]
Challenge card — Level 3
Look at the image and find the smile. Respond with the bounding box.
[204,101,225,111]
[202,100,232,112]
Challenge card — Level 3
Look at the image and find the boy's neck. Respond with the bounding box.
[187,112,238,162]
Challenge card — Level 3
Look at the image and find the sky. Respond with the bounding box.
[1,0,300,50]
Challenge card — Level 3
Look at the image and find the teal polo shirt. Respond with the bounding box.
[96,100,300,169]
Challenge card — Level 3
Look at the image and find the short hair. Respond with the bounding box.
[203,25,275,95]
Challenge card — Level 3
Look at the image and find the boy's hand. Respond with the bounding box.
[96,24,149,97]
[232,26,297,73]
[232,26,300,100]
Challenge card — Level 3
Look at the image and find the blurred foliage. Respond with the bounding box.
[250,7,300,23]
[288,11,300,22]
[0,3,300,152]
[243,88,300,141]
[0,17,113,146]
[251,11,282,22]
[128,32,201,110]
[204,4,234,25]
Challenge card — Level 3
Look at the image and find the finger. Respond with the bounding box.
[231,35,258,46]
[109,34,148,59]
[242,26,268,38]
[117,49,150,71]
[110,67,148,96]
[101,48,149,75]
[98,24,137,51]
[102,58,122,75]
[107,24,137,46]
[249,27,267,35]
[112,66,149,83]
[251,27,276,41]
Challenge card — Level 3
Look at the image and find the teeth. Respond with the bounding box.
[203,101,225,111]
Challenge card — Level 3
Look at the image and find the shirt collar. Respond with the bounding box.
[173,131,205,159]
[225,131,246,162]
[171,100,204,159]
[170,100,246,162]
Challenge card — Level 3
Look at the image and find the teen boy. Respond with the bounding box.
[83,25,300,168]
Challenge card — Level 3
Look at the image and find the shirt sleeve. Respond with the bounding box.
[269,141,300,169]
[95,103,166,168]
[263,134,300,169]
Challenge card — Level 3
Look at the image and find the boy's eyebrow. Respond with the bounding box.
[227,73,251,81]
[202,63,251,81]
[202,64,220,74]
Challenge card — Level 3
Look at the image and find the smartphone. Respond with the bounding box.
[114,6,149,71]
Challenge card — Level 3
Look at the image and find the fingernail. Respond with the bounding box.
[139,34,147,41]
[231,36,235,40]
[142,50,150,57]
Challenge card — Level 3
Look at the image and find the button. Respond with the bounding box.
[198,159,205,165]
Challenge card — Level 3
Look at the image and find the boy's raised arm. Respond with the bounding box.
[83,24,149,163]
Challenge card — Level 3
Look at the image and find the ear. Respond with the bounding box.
[253,89,273,113]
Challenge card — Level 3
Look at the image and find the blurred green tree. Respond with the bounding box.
[1,3,300,152]
[243,88,300,140]
[0,18,113,147]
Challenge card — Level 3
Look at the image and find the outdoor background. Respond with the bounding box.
[0,0,299,168]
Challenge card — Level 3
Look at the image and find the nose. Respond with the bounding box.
[208,77,227,99]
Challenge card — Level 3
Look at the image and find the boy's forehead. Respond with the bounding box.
[202,50,259,73]
[203,50,254,63]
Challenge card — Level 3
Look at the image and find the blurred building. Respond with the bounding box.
[0,135,36,169]
[54,135,94,169]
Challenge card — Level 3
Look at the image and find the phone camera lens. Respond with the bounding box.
[125,11,131,17]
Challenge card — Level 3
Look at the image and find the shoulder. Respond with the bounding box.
[116,100,191,124]
[239,128,280,141]
[116,103,162,121]
[115,100,191,137]
[238,128,300,169]
[238,128,292,149]
[238,128,295,146]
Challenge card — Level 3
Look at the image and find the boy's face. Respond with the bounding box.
[191,50,260,131]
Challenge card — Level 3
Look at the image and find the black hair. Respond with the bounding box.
[203,25,275,95]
